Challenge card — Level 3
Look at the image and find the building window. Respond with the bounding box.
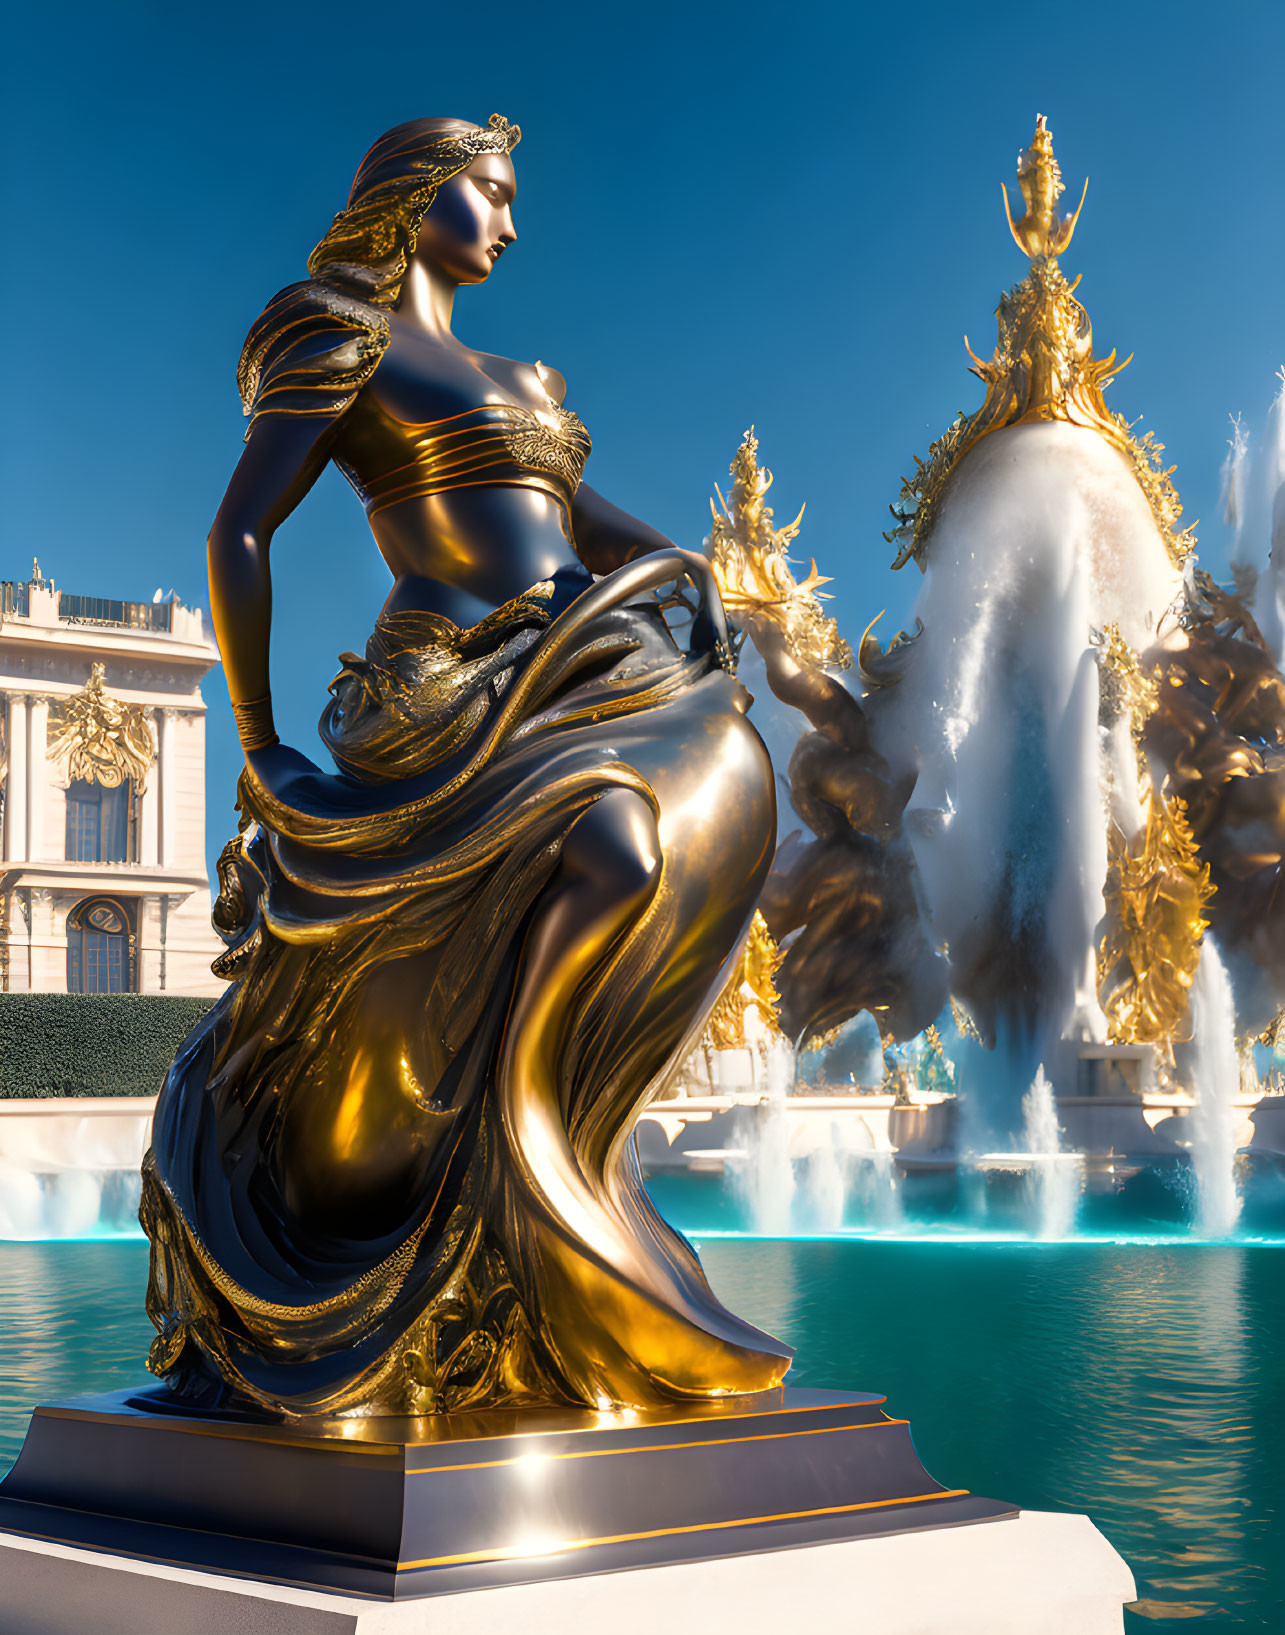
[64,778,134,863]
[67,899,132,994]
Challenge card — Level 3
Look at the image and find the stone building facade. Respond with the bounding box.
[0,564,225,997]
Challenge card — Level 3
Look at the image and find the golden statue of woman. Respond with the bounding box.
[141,114,791,1418]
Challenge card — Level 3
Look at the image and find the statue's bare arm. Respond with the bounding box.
[570,482,730,658]
[207,413,342,732]
[570,483,677,576]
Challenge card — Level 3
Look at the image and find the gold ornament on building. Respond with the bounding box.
[709,429,852,671]
[48,663,154,790]
[1095,624,1213,1046]
[885,115,1195,573]
[704,910,785,1049]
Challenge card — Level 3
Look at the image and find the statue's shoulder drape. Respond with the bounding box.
[237,280,390,432]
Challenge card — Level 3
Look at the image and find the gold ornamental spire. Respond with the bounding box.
[1002,112,1088,260]
[709,429,852,670]
[885,116,1194,572]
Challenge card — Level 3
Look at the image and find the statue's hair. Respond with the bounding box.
[236,115,521,426]
[307,114,521,309]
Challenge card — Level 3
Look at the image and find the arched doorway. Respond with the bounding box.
[66,898,133,993]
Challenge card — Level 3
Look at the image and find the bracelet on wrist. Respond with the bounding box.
[231,694,279,753]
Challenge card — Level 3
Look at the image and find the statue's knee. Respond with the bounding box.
[564,788,661,907]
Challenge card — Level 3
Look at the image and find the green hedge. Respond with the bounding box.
[0,993,217,1098]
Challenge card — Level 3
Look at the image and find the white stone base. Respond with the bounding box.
[0,1510,1134,1634]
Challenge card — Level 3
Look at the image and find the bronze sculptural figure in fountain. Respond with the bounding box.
[140,113,794,1419]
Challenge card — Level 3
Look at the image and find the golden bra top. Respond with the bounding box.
[235,281,592,521]
[337,396,593,518]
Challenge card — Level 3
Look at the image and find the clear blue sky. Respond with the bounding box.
[3,0,1283,883]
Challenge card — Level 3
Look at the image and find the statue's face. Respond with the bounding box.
[413,150,517,284]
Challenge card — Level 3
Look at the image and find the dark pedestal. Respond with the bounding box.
[0,1385,1015,1601]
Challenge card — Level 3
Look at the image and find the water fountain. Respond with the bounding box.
[645,118,1285,1246]
[0,1099,151,1240]
[0,1167,142,1240]
[733,1026,797,1234]
[1020,1067,1083,1239]
[800,1125,846,1232]
[1188,941,1245,1238]
[1224,370,1285,662]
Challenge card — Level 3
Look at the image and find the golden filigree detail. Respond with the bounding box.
[1095,625,1214,1044]
[48,663,153,790]
[1098,792,1213,1047]
[885,415,970,574]
[885,116,1195,573]
[398,1225,556,1414]
[502,403,593,493]
[142,1151,544,1417]
[704,911,784,1048]
[709,429,852,670]
[1096,620,1159,775]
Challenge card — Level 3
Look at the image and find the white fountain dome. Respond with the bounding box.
[928,419,1184,654]
[864,116,1206,1148]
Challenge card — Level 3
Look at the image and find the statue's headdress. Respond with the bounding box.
[307,114,522,301]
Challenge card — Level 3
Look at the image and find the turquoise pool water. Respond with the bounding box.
[0,1237,1277,1632]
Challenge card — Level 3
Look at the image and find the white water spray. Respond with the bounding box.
[1020,1066,1081,1239]
[1189,941,1244,1239]
[0,1163,142,1240]
[872,422,1181,1142]
[803,1129,846,1232]
[737,1033,796,1234]
[849,1149,903,1233]
[1225,371,1285,661]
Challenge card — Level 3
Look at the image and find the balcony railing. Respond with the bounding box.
[1,583,179,631]
[60,595,174,632]
[0,582,30,618]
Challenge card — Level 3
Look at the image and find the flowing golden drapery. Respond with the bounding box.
[142,556,791,1417]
